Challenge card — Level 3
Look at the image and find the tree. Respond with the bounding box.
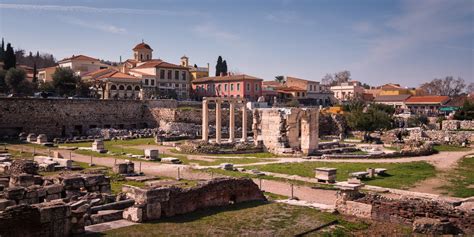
[32,63,38,86]
[0,69,6,93]
[5,68,30,94]
[420,76,466,96]
[38,81,55,93]
[215,56,223,76]
[370,103,395,115]
[0,38,5,62]
[345,105,393,141]
[321,73,334,85]
[334,70,351,84]
[407,114,429,127]
[3,43,16,70]
[275,75,284,83]
[467,83,474,94]
[454,100,474,120]
[51,67,82,96]
[222,60,228,76]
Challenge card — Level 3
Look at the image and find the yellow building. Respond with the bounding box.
[377,83,422,96]
[180,56,209,80]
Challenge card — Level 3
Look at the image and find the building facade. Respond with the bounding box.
[84,69,142,99]
[405,96,450,116]
[330,81,365,102]
[57,55,109,76]
[192,74,263,101]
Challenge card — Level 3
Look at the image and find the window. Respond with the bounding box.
[135,86,140,91]
[255,84,259,91]
[224,84,228,91]
[140,54,143,61]
[218,84,221,92]
[119,85,125,90]
[167,70,172,79]
[230,83,234,91]
[151,80,155,86]
[160,70,165,79]
[175,83,179,88]
[237,83,240,91]
[146,55,150,60]
[126,85,132,90]
[160,83,165,87]
[182,71,187,81]
[111,85,117,90]
[246,83,250,91]
[309,85,313,91]
[144,79,149,85]
[175,71,179,80]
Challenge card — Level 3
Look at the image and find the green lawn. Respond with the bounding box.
[433,145,472,152]
[246,161,436,189]
[440,154,474,197]
[98,201,372,237]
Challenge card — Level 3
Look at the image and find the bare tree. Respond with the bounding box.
[467,82,474,94]
[334,70,351,84]
[420,76,466,96]
[321,73,333,85]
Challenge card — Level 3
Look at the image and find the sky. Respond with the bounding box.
[0,0,473,87]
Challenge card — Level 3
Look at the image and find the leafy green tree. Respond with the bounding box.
[38,81,55,93]
[0,38,5,61]
[3,43,16,70]
[370,103,395,114]
[454,100,474,120]
[342,99,365,112]
[346,106,393,141]
[407,114,429,127]
[5,68,33,94]
[51,67,82,96]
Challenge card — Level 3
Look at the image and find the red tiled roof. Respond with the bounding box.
[192,74,263,84]
[405,96,450,104]
[133,42,153,51]
[130,69,154,76]
[277,86,306,92]
[133,59,186,70]
[97,71,140,80]
[82,68,115,78]
[58,54,99,63]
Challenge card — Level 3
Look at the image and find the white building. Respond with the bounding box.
[330,81,365,102]
[57,55,109,76]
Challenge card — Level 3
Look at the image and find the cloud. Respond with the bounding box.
[63,17,127,34]
[265,10,315,25]
[352,21,375,34]
[352,0,474,69]
[0,3,202,16]
[192,23,240,41]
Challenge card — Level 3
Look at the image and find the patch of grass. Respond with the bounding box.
[440,154,474,197]
[101,202,370,237]
[433,145,472,152]
[245,161,436,189]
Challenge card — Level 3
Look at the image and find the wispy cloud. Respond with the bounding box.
[352,21,376,34]
[63,17,127,34]
[192,23,240,41]
[352,0,474,69]
[265,10,315,25]
[0,3,202,16]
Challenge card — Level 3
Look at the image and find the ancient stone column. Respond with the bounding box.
[300,108,319,155]
[241,105,247,142]
[202,99,209,142]
[215,99,222,144]
[229,102,235,142]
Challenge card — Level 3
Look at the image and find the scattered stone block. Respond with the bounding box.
[5,186,26,200]
[161,157,182,164]
[113,162,134,174]
[36,134,48,144]
[0,198,15,211]
[144,149,159,160]
[92,139,107,153]
[220,163,234,170]
[26,133,37,142]
[91,210,124,225]
[413,217,456,234]
[9,174,35,187]
[315,167,337,183]
[123,205,144,223]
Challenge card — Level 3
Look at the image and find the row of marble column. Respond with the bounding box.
[202,99,247,144]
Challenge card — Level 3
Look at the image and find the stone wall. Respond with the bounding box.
[442,120,474,130]
[0,98,177,138]
[122,178,266,222]
[0,200,72,237]
[336,192,474,234]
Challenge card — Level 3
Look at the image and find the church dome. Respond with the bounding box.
[133,42,153,51]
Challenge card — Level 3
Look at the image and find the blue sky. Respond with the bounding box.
[0,0,472,87]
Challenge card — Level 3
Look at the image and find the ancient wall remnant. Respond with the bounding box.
[0,98,177,138]
[122,178,266,223]
[336,191,474,235]
[442,120,474,131]
[253,108,319,155]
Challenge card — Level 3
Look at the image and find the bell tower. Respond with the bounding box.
[132,40,153,62]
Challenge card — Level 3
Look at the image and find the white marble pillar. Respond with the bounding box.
[215,100,222,144]
[241,105,247,142]
[229,102,235,142]
[202,99,209,142]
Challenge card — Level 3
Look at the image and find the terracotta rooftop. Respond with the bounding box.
[58,54,99,63]
[133,59,186,70]
[277,86,306,92]
[374,94,411,102]
[192,74,263,84]
[405,96,450,104]
[133,42,153,51]
[130,69,154,76]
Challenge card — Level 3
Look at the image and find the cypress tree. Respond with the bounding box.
[3,43,16,70]
[32,63,38,84]
[215,56,223,76]
[222,60,228,76]
[0,38,4,61]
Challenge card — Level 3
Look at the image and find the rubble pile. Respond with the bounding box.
[86,128,159,140]
[177,140,261,154]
